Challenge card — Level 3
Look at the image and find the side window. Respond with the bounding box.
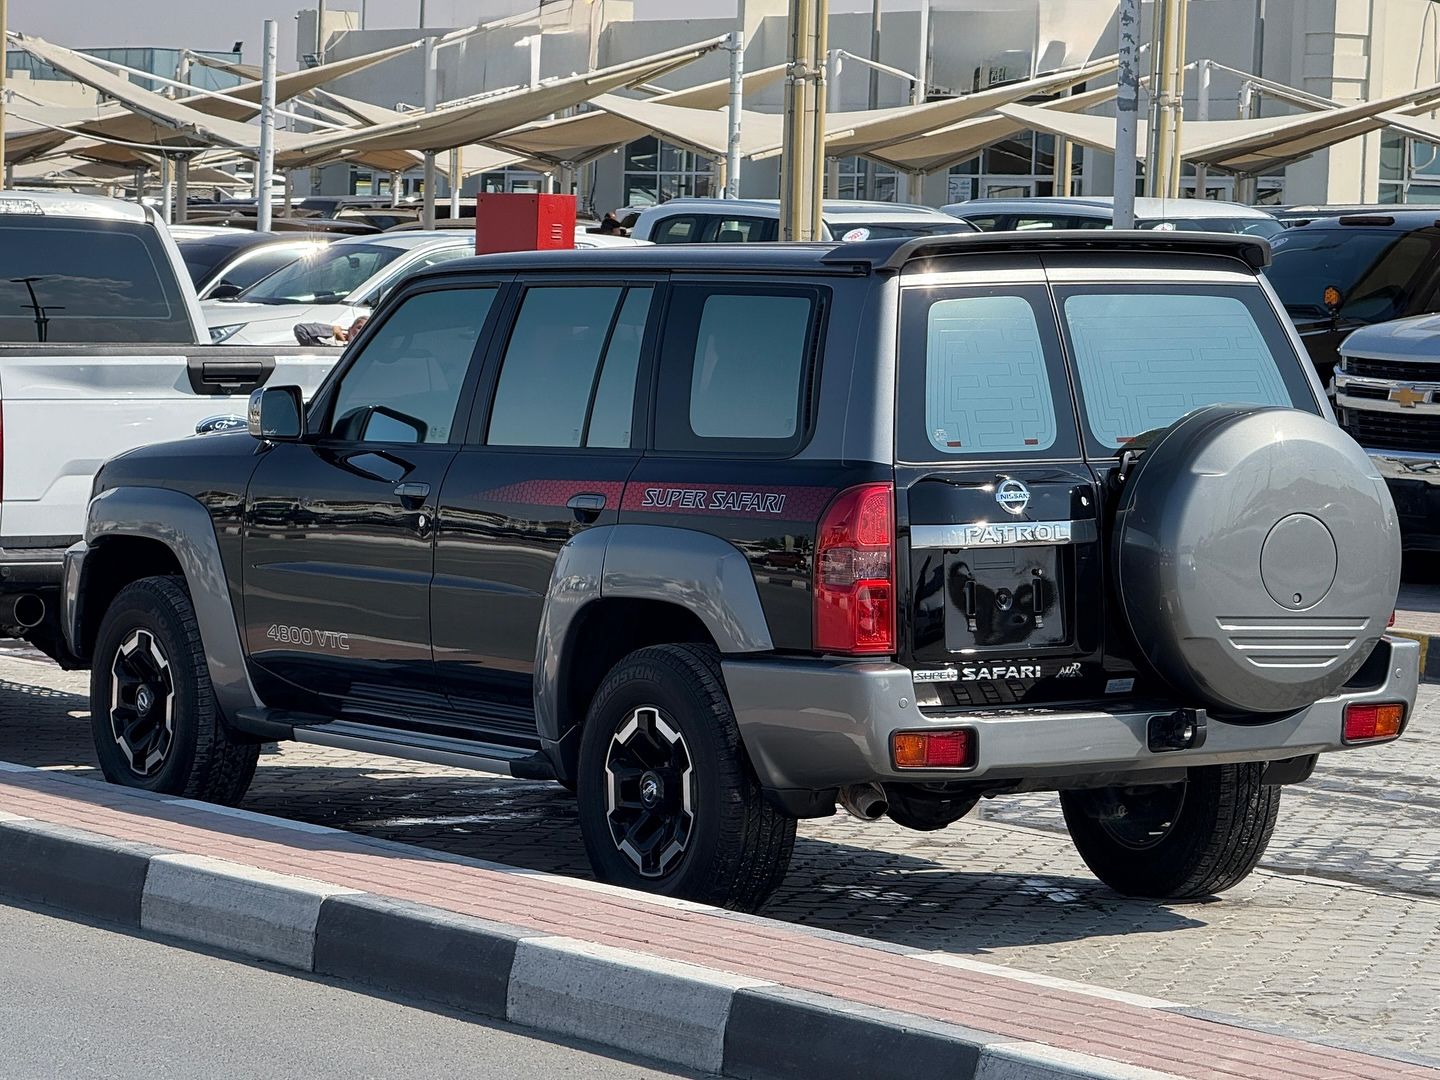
[654,286,821,453]
[706,217,767,243]
[216,248,304,294]
[486,285,651,449]
[652,216,702,244]
[328,286,496,444]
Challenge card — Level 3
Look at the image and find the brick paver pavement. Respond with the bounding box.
[0,654,1436,1061]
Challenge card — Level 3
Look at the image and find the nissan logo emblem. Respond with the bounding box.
[995,479,1031,515]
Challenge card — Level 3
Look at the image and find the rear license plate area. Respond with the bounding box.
[944,547,1066,651]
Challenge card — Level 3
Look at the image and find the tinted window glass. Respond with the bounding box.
[1267,228,1433,322]
[834,221,969,240]
[179,242,234,286]
[0,218,194,343]
[896,286,1080,464]
[241,243,405,304]
[214,247,307,294]
[586,288,653,448]
[655,287,819,452]
[329,287,494,444]
[652,216,701,244]
[709,217,767,242]
[1060,287,1312,450]
[923,294,1058,454]
[487,286,625,447]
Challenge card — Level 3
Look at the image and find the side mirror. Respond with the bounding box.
[208,283,243,300]
[247,385,306,442]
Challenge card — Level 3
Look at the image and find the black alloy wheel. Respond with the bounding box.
[603,706,695,878]
[107,627,177,777]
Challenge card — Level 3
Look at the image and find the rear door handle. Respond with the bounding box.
[394,481,430,508]
[567,493,607,521]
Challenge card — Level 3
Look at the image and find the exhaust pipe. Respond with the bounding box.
[838,782,888,822]
[1,593,46,633]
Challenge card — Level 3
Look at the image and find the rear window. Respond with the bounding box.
[1267,228,1435,323]
[1057,286,1317,451]
[0,217,194,343]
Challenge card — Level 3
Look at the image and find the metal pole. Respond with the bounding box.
[133,166,146,204]
[422,35,438,230]
[161,156,174,223]
[449,147,461,218]
[1143,0,1166,196]
[810,0,828,239]
[865,0,881,199]
[1112,0,1140,227]
[725,29,744,198]
[913,0,929,105]
[781,0,808,239]
[175,156,189,223]
[1167,0,1189,199]
[0,0,8,189]
[257,19,277,231]
[418,0,425,29]
[1193,57,1209,198]
[317,0,326,61]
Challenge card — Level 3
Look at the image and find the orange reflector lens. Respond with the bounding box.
[892,729,974,769]
[1323,285,1342,308]
[1343,703,1405,742]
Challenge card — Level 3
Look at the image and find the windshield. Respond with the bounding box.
[1137,216,1283,239]
[178,243,235,286]
[831,220,971,241]
[1266,228,1436,321]
[237,243,406,305]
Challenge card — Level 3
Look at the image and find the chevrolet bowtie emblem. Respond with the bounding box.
[1389,385,1430,408]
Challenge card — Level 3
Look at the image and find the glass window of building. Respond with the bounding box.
[622,136,716,207]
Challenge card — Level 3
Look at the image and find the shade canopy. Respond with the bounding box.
[863,82,1120,174]
[1000,78,1440,173]
[647,63,788,110]
[275,36,726,164]
[748,56,1118,161]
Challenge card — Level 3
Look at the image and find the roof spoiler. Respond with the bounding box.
[820,230,1273,272]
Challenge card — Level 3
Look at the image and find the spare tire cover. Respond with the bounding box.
[1115,404,1400,714]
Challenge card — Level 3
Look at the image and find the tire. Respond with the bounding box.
[90,576,258,806]
[576,644,796,912]
[1060,764,1279,899]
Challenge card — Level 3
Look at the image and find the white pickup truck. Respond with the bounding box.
[0,191,340,661]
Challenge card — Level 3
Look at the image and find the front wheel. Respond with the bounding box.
[1060,763,1279,899]
[576,645,795,912]
[90,576,258,806]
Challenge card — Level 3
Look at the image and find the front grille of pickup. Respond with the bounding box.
[1344,355,1438,381]
[1342,409,1440,453]
[1218,615,1370,670]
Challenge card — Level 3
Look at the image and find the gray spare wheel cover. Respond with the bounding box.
[1115,404,1400,715]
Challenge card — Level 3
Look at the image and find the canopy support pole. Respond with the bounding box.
[1193,58,1210,198]
[422,35,438,230]
[133,166,146,204]
[257,19,278,232]
[1112,0,1140,227]
[174,155,189,223]
[1167,0,1189,198]
[725,28,744,198]
[390,170,401,207]
[161,156,173,223]
[449,147,461,218]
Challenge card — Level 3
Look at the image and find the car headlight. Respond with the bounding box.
[209,323,245,343]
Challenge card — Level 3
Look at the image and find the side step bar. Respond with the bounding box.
[234,709,556,780]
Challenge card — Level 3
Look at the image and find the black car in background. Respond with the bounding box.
[1267,211,1440,383]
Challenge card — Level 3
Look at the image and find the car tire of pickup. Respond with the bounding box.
[89,576,258,807]
[1114,404,1400,715]
[1059,763,1280,899]
[575,644,796,912]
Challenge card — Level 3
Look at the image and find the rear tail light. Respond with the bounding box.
[814,483,895,655]
[893,729,975,769]
[1343,702,1405,743]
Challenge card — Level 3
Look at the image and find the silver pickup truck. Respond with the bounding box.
[1334,316,1440,550]
[0,191,341,661]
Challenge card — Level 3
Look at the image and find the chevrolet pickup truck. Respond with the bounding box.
[0,191,341,661]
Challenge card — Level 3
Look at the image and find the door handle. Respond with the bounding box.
[566,492,607,521]
[394,481,430,509]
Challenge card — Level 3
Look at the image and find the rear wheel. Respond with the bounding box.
[576,644,795,912]
[90,576,258,806]
[1060,763,1279,899]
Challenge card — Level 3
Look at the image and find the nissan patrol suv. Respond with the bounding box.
[61,233,1419,913]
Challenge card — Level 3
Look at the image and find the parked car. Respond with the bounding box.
[1273,203,1440,227]
[0,191,340,662]
[943,196,1284,237]
[173,229,332,300]
[1333,315,1440,550]
[631,198,975,244]
[202,232,476,345]
[62,230,1415,913]
[1266,211,1440,384]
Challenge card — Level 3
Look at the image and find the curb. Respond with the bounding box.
[2,766,1436,1080]
[1390,627,1440,683]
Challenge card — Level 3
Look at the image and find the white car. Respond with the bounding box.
[630,198,973,244]
[943,196,1284,238]
[203,232,476,345]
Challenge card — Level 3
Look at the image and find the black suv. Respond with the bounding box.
[62,233,1418,912]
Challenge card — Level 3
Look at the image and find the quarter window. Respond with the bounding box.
[655,286,821,453]
[487,285,652,449]
[328,287,495,444]
[651,216,702,244]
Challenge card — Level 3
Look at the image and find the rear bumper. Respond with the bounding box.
[0,546,67,589]
[724,636,1420,793]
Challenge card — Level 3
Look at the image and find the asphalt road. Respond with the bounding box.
[0,655,1436,1059]
[0,901,693,1080]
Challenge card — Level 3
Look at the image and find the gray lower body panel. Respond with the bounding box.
[723,637,1420,792]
